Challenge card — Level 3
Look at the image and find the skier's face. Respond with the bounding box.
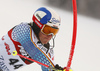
[39,31,52,44]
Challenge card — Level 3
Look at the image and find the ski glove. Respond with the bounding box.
[50,64,72,71]
[52,64,64,71]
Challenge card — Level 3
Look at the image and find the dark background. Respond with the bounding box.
[46,0,100,19]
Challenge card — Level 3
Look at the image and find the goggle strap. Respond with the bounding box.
[50,35,56,48]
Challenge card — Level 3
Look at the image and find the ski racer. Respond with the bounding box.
[0,7,66,71]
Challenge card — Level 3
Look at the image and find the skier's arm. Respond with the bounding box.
[11,23,55,71]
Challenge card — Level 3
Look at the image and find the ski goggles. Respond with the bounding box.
[41,24,59,36]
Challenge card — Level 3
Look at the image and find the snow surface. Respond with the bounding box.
[0,0,100,71]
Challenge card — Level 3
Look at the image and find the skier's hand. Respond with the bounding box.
[52,65,73,71]
[52,64,64,71]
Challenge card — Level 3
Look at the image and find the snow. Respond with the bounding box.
[0,0,100,71]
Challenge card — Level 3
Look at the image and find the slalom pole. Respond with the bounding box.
[66,0,77,71]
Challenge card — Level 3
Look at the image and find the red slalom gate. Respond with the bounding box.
[66,0,77,71]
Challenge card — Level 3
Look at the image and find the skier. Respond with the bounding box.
[0,7,65,71]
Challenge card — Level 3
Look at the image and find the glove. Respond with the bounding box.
[52,64,63,71]
[52,65,73,71]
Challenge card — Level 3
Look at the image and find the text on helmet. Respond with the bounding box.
[51,18,60,24]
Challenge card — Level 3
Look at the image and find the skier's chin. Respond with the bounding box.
[42,39,49,44]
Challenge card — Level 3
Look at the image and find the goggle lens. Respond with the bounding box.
[41,25,59,36]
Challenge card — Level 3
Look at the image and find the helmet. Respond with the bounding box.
[32,7,61,36]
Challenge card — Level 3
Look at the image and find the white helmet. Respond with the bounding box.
[32,7,61,30]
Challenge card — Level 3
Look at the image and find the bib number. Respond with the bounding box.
[9,58,23,69]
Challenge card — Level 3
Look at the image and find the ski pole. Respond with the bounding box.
[12,51,60,71]
[12,51,49,68]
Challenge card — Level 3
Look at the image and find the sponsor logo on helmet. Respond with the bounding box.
[51,18,60,24]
